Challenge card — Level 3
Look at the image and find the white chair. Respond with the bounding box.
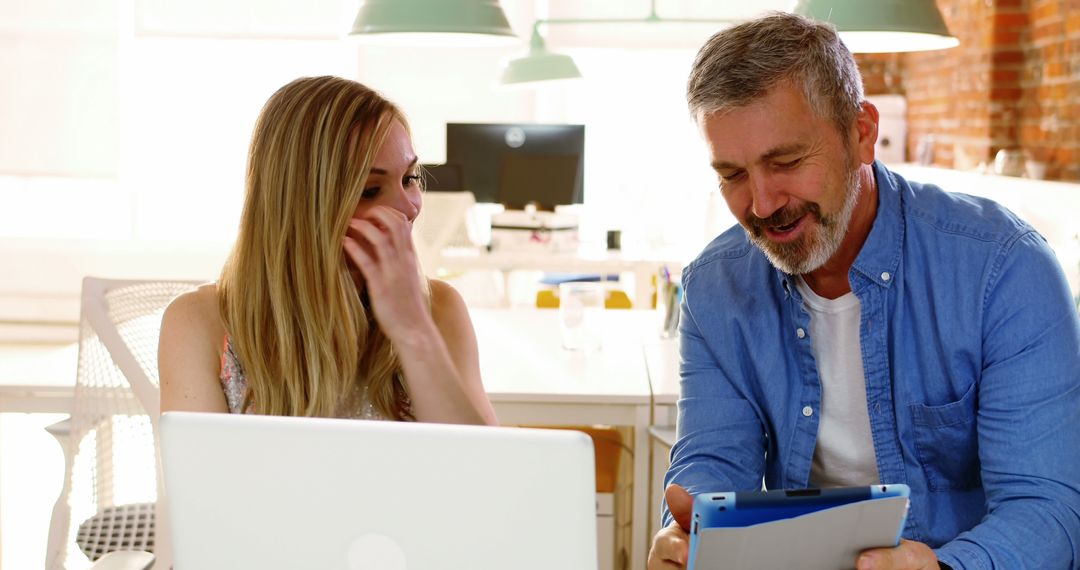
[412,190,482,271]
[46,277,199,570]
[413,192,511,306]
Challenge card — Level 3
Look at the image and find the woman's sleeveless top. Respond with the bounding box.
[218,335,408,420]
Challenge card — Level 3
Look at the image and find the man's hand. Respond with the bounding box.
[857,539,939,570]
[647,484,695,569]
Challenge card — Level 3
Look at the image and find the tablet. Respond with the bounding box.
[687,484,910,570]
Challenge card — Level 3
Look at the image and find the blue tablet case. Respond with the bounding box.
[687,485,910,570]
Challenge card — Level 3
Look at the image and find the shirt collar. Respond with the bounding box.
[850,160,905,289]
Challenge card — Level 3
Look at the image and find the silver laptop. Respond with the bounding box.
[160,412,597,570]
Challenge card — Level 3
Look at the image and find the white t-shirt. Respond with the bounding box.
[796,277,881,487]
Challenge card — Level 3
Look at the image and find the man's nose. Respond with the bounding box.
[749,174,787,220]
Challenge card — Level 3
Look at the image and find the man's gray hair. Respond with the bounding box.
[687,12,864,133]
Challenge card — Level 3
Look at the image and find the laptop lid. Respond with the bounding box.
[160,412,597,570]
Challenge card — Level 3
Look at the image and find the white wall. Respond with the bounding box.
[1,0,759,326]
[3,0,1076,326]
[890,165,1080,298]
[0,0,779,249]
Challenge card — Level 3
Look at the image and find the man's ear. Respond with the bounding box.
[853,100,880,165]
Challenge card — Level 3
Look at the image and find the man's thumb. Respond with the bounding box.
[665,483,694,531]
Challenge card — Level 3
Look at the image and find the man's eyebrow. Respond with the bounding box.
[711,143,809,171]
[368,156,419,176]
[760,143,807,162]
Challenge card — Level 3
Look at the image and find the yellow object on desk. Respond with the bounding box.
[535,288,633,309]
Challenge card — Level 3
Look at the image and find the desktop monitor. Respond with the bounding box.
[420,163,464,192]
[445,123,584,210]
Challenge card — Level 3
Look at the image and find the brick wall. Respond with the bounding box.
[1020,0,1080,180]
[855,53,904,96]
[856,0,1080,181]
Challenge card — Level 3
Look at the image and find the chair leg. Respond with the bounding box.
[45,417,74,570]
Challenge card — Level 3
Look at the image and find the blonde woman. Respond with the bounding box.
[159,76,497,425]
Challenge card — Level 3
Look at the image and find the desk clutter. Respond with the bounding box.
[535,273,633,310]
[490,207,580,253]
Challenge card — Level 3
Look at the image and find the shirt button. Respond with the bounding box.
[802,406,813,417]
[796,328,806,339]
[881,271,891,281]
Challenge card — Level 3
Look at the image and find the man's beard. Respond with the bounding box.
[744,165,862,275]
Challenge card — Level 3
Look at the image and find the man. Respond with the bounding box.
[648,12,1080,570]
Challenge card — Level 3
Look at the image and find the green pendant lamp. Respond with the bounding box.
[794,0,959,53]
[500,27,582,86]
[350,0,518,46]
[497,0,736,87]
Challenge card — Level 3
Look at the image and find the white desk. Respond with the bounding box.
[0,344,78,413]
[642,339,681,542]
[643,339,681,427]
[1,310,668,570]
[470,308,660,570]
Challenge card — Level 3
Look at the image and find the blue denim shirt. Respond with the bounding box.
[664,161,1080,569]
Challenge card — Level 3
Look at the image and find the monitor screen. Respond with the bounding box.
[445,123,584,210]
[420,163,464,192]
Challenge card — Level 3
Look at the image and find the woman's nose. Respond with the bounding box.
[391,186,421,222]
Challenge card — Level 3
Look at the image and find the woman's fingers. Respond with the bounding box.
[343,235,374,277]
[346,207,415,263]
[343,207,421,305]
[342,208,427,338]
[347,218,392,260]
[363,206,413,252]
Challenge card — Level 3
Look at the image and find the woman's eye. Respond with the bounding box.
[361,187,381,199]
[404,175,422,187]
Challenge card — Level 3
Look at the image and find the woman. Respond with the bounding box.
[159,76,497,425]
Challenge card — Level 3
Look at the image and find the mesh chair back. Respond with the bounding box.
[47,278,199,570]
[412,190,479,271]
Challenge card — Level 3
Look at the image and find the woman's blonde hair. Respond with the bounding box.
[219,75,419,419]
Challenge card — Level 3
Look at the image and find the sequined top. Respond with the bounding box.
[218,335,409,420]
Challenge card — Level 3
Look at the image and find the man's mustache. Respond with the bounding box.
[746,202,824,236]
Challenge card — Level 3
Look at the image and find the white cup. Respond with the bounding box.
[558,282,604,350]
[1025,159,1048,180]
[993,149,1025,177]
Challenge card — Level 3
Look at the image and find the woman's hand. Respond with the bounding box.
[342,204,428,339]
[344,206,496,425]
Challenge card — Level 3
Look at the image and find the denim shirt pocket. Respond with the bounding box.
[908,382,982,491]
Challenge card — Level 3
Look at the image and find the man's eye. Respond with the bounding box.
[361,187,380,199]
[720,171,745,183]
[776,158,802,169]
